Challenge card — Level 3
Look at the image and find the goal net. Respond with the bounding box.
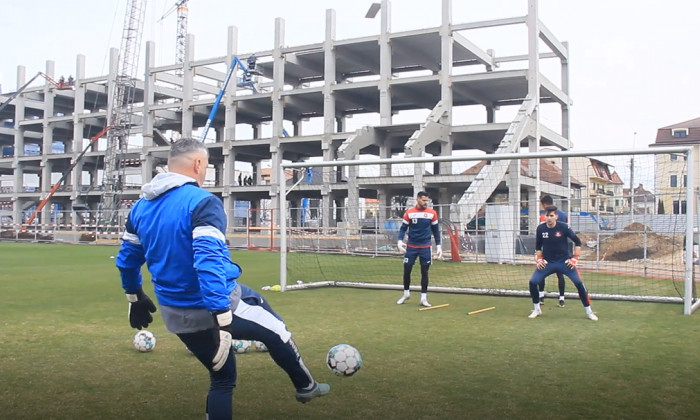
[280,148,699,313]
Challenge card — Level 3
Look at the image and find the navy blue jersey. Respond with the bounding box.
[398,206,441,248]
[535,221,581,262]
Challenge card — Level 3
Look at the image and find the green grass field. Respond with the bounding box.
[1,242,700,419]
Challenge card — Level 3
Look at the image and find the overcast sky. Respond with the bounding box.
[2,0,698,180]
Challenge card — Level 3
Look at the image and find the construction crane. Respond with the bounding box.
[101,0,147,228]
[200,55,262,141]
[0,72,73,115]
[159,0,190,78]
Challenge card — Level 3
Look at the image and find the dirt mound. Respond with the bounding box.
[0,230,54,241]
[584,223,680,261]
[623,222,652,232]
[79,232,96,242]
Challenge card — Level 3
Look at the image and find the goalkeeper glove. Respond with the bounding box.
[126,288,157,330]
[535,256,548,270]
[435,245,443,259]
[566,254,579,269]
[211,309,234,372]
[397,240,407,253]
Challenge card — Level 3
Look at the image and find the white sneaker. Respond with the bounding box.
[396,295,410,305]
[528,308,542,319]
[420,300,432,308]
[587,312,599,321]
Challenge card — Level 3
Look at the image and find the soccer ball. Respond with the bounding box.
[231,339,252,354]
[326,344,362,376]
[253,340,268,352]
[133,330,156,352]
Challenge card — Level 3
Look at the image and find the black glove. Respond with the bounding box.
[126,288,157,330]
[211,309,234,371]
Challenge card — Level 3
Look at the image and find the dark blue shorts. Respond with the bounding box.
[404,246,432,266]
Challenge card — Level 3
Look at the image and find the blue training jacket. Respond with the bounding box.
[116,172,241,311]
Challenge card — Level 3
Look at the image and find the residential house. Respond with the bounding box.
[624,184,655,215]
[652,117,700,214]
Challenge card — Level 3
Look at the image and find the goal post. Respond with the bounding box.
[279,147,699,314]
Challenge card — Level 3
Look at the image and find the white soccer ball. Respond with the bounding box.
[326,344,362,377]
[231,339,252,354]
[133,330,156,352]
[253,341,268,352]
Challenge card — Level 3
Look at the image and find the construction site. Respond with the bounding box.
[0,0,573,236]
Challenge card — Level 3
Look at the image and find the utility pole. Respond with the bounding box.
[630,131,637,222]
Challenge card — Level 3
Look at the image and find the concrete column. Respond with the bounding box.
[42,60,55,156]
[561,41,571,142]
[322,9,337,229]
[223,27,240,229]
[70,54,86,227]
[182,34,195,137]
[269,18,286,215]
[40,159,52,225]
[12,66,27,222]
[439,0,454,176]
[142,42,156,185]
[71,54,86,155]
[527,0,541,229]
[378,0,392,125]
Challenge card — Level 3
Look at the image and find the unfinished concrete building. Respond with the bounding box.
[0,0,571,232]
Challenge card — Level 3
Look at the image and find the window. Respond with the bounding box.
[672,128,689,138]
[684,175,687,187]
[673,200,687,214]
[671,154,678,161]
[670,175,678,188]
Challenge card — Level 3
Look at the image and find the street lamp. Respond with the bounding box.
[365,3,381,18]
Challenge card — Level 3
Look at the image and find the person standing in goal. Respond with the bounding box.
[396,191,442,307]
[538,195,569,307]
[528,206,598,321]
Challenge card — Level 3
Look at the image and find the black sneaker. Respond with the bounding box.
[558,299,565,308]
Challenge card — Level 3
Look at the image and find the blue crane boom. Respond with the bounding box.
[200,56,261,142]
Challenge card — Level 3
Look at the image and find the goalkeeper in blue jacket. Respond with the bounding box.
[115,139,329,420]
[396,191,442,307]
[528,206,598,321]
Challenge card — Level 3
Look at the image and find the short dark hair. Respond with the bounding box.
[544,205,558,215]
[169,138,208,159]
[417,191,429,198]
[540,195,554,206]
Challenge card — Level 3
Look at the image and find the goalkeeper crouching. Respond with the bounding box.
[528,206,598,321]
[116,138,329,420]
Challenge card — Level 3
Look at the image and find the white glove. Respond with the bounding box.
[435,245,443,259]
[397,240,407,253]
[212,310,233,371]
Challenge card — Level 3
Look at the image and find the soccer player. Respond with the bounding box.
[115,138,329,420]
[396,191,442,307]
[528,206,598,321]
[538,195,569,307]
